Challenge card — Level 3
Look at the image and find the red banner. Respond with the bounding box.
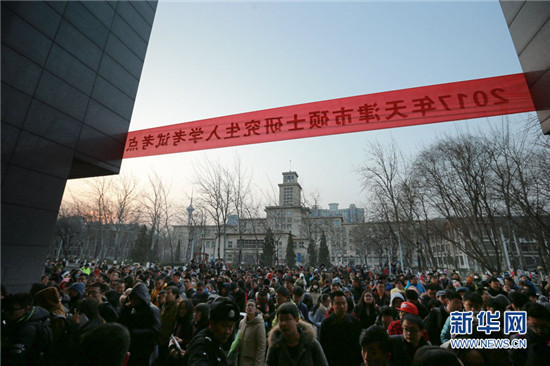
[123,73,534,159]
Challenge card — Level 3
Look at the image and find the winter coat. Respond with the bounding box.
[185,327,230,366]
[237,314,266,366]
[119,283,161,366]
[296,301,310,323]
[98,301,119,323]
[33,286,68,342]
[351,286,364,303]
[1,306,52,366]
[310,304,329,328]
[160,297,182,345]
[353,303,378,330]
[319,313,362,366]
[389,334,429,366]
[373,290,391,307]
[232,288,247,312]
[59,314,105,366]
[266,320,328,366]
[424,305,449,346]
[510,329,550,366]
[191,290,210,306]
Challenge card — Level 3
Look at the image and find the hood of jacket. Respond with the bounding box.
[244,313,264,327]
[130,283,151,305]
[267,319,317,348]
[221,283,232,294]
[34,287,65,316]
[390,292,405,305]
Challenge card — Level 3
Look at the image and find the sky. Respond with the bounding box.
[63,0,536,213]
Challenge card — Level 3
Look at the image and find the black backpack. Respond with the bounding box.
[33,316,53,360]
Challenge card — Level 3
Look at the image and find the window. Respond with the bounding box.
[228,241,233,249]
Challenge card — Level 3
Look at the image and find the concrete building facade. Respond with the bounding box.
[500,1,550,134]
[1,1,157,291]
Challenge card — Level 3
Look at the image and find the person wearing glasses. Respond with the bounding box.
[509,303,550,366]
[1,293,52,366]
[389,314,429,366]
[85,283,118,323]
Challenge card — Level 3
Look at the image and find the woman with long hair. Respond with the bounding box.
[172,298,194,350]
[168,298,195,362]
[233,299,266,366]
[353,289,379,330]
[310,293,331,328]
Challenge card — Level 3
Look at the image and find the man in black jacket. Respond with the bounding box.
[320,290,362,366]
[191,281,210,306]
[360,325,393,366]
[487,277,507,297]
[119,283,161,366]
[1,293,52,366]
[184,296,240,366]
[509,303,550,366]
[389,314,429,366]
[424,290,462,346]
[351,277,365,303]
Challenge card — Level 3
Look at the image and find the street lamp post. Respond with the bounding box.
[396,229,404,273]
[187,199,194,263]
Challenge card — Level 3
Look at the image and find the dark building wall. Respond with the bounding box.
[1,1,157,292]
[500,1,550,134]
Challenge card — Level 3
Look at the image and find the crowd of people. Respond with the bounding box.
[2,259,550,366]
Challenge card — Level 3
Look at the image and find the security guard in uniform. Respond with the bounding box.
[183,296,240,366]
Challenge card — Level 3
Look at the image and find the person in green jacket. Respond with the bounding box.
[80,263,91,275]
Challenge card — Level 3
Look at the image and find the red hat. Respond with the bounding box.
[396,301,418,315]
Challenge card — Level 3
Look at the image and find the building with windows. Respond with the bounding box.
[173,171,363,266]
[311,203,365,223]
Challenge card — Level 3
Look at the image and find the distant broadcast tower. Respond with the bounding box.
[186,197,195,262]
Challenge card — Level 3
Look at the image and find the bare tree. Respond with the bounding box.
[357,140,409,269]
[143,172,175,262]
[106,174,141,261]
[413,134,507,273]
[230,156,256,265]
[494,124,550,271]
[194,157,233,260]
[71,177,112,260]
[54,204,86,259]
[395,168,439,271]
